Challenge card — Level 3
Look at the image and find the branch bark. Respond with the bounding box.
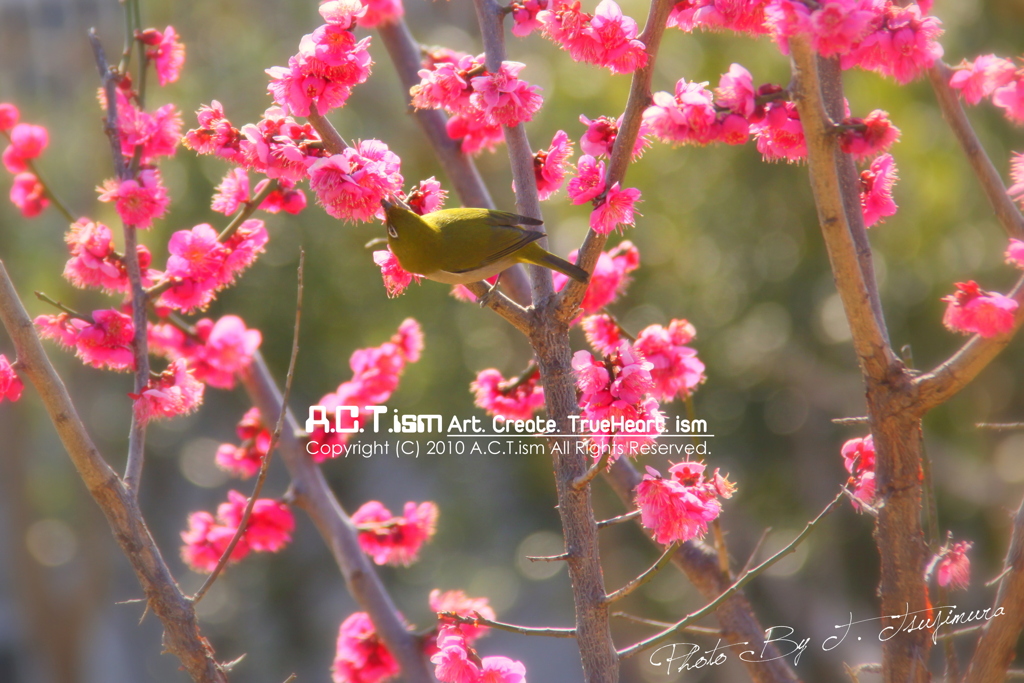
[0,260,227,683]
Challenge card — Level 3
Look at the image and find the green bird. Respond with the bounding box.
[381,199,590,286]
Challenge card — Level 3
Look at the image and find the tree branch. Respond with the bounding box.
[0,260,226,683]
[438,612,576,638]
[605,541,680,603]
[963,493,1024,683]
[927,61,1024,241]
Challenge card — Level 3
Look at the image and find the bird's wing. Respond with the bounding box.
[444,227,547,274]
[480,210,544,227]
[430,208,543,228]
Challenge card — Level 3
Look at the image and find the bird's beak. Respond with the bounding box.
[381,198,393,210]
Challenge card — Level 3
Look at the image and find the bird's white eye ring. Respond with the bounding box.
[388,223,398,239]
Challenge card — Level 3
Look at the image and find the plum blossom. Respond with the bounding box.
[942,281,1018,338]
[0,103,19,131]
[133,359,205,422]
[531,130,574,201]
[1005,238,1024,270]
[579,113,650,159]
[217,490,295,552]
[140,26,186,86]
[9,172,48,217]
[949,55,1016,106]
[374,248,421,297]
[838,109,900,160]
[633,319,706,401]
[431,625,527,683]
[352,500,439,566]
[405,177,448,215]
[590,183,641,234]
[429,590,495,643]
[96,167,170,228]
[860,153,899,227]
[3,123,48,173]
[216,408,271,478]
[933,541,972,590]
[840,2,943,84]
[635,461,733,544]
[552,241,640,315]
[63,218,156,292]
[308,140,403,223]
[471,367,545,421]
[0,354,23,403]
[332,612,401,683]
[841,434,876,510]
[567,154,606,205]
[538,0,648,75]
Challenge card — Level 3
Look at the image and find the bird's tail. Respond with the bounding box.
[526,249,590,284]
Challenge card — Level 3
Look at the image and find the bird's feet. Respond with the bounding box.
[477,282,500,308]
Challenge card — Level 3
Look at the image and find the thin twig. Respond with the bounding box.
[977,422,1024,431]
[739,527,772,577]
[573,447,611,489]
[597,509,641,529]
[832,416,869,425]
[527,553,569,562]
[34,291,90,322]
[612,612,721,637]
[605,541,681,603]
[193,250,305,605]
[438,611,575,638]
[618,490,843,659]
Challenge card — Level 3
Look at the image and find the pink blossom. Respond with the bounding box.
[239,107,326,182]
[643,79,719,146]
[212,168,250,215]
[807,0,878,57]
[511,0,549,37]
[667,0,769,35]
[525,130,574,201]
[333,612,400,683]
[841,434,875,475]
[567,154,606,204]
[111,90,182,164]
[133,359,205,422]
[934,541,972,590]
[579,113,650,159]
[356,0,404,28]
[553,241,640,314]
[0,103,18,131]
[35,313,86,349]
[352,501,439,566]
[715,63,756,118]
[581,314,622,355]
[63,218,154,292]
[9,172,48,217]
[993,76,1024,125]
[635,464,725,544]
[609,344,655,403]
[165,223,227,286]
[267,55,354,117]
[216,408,271,478]
[374,248,422,297]
[949,55,1017,106]
[217,490,294,552]
[469,62,543,128]
[0,354,23,403]
[405,177,448,215]
[75,308,135,371]
[842,2,943,84]
[394,318,424,363]
[633,319,705,401]
[320,0,367,28]
[411,53,480,113]
[471,367,545,421]
[140,26,186,86]
[446,107,506,156]
[183,101,244,161]
[839,109,900,160]
[222,218,269,282]
[538,0,648,75]
[860,153,898,227]
[1005,238,1024,270]
[3,123,48,173]
[431,625,527,683]
[180,511,249,573]
[256,178,307,215]
[308,140,403,223]
[429,589,495,642]
[590,183,641,234]
[942,281,1018,338]
[188,315,262,389]
[750,100,807,163]
[96,168,170,228]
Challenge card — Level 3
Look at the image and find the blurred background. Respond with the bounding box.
[2,0,1024,680]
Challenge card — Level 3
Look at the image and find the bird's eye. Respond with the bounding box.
[387,223,398,239]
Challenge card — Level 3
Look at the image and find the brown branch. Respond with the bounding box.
[963,493,1024,683]
[193,251,304,604]
[239,354,435,683]
[605,541,680,603]
[438,611,576,638]
[913,274,1024,411]
[927,61,1024,241]
[556,0,675,322]
[788,37,895,380]
[604,457,802,683]
[0,260,226,683]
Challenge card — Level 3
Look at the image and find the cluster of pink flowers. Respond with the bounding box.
[156,220,269,312]
[572,342,663,459]
[180,489,294,573]
[139,26,186,86]
[535,0,648,75]
[667,0,770,35]
[148,314,262,389]
[584,315,707,401]
[266,2,374,118]
[840,434,876,510]
[942,280,1018,339]
[101,84,182,166]
[351,500,439,566]
[530,130,574,201]
[373,248,422,298]
[930,540,972,590]
[36,309,135,372]
[471,367,546,421]
[307,319,424,461]
[552,240,639,315]
[411,50,542,155]
[566,154,642,234]
[431,625,526,683]
[132,358,206,423]
[1,103,50,217]
[216,408,272,478]
[212,168,306,216]
[949,54,1024,125]
[308,140,404,223]
[332,589,495,683]
[0,354,23,404]
[634,461,735,545]
[63,218,156,293]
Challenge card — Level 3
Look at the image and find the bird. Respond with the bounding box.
[381,199,590,286]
